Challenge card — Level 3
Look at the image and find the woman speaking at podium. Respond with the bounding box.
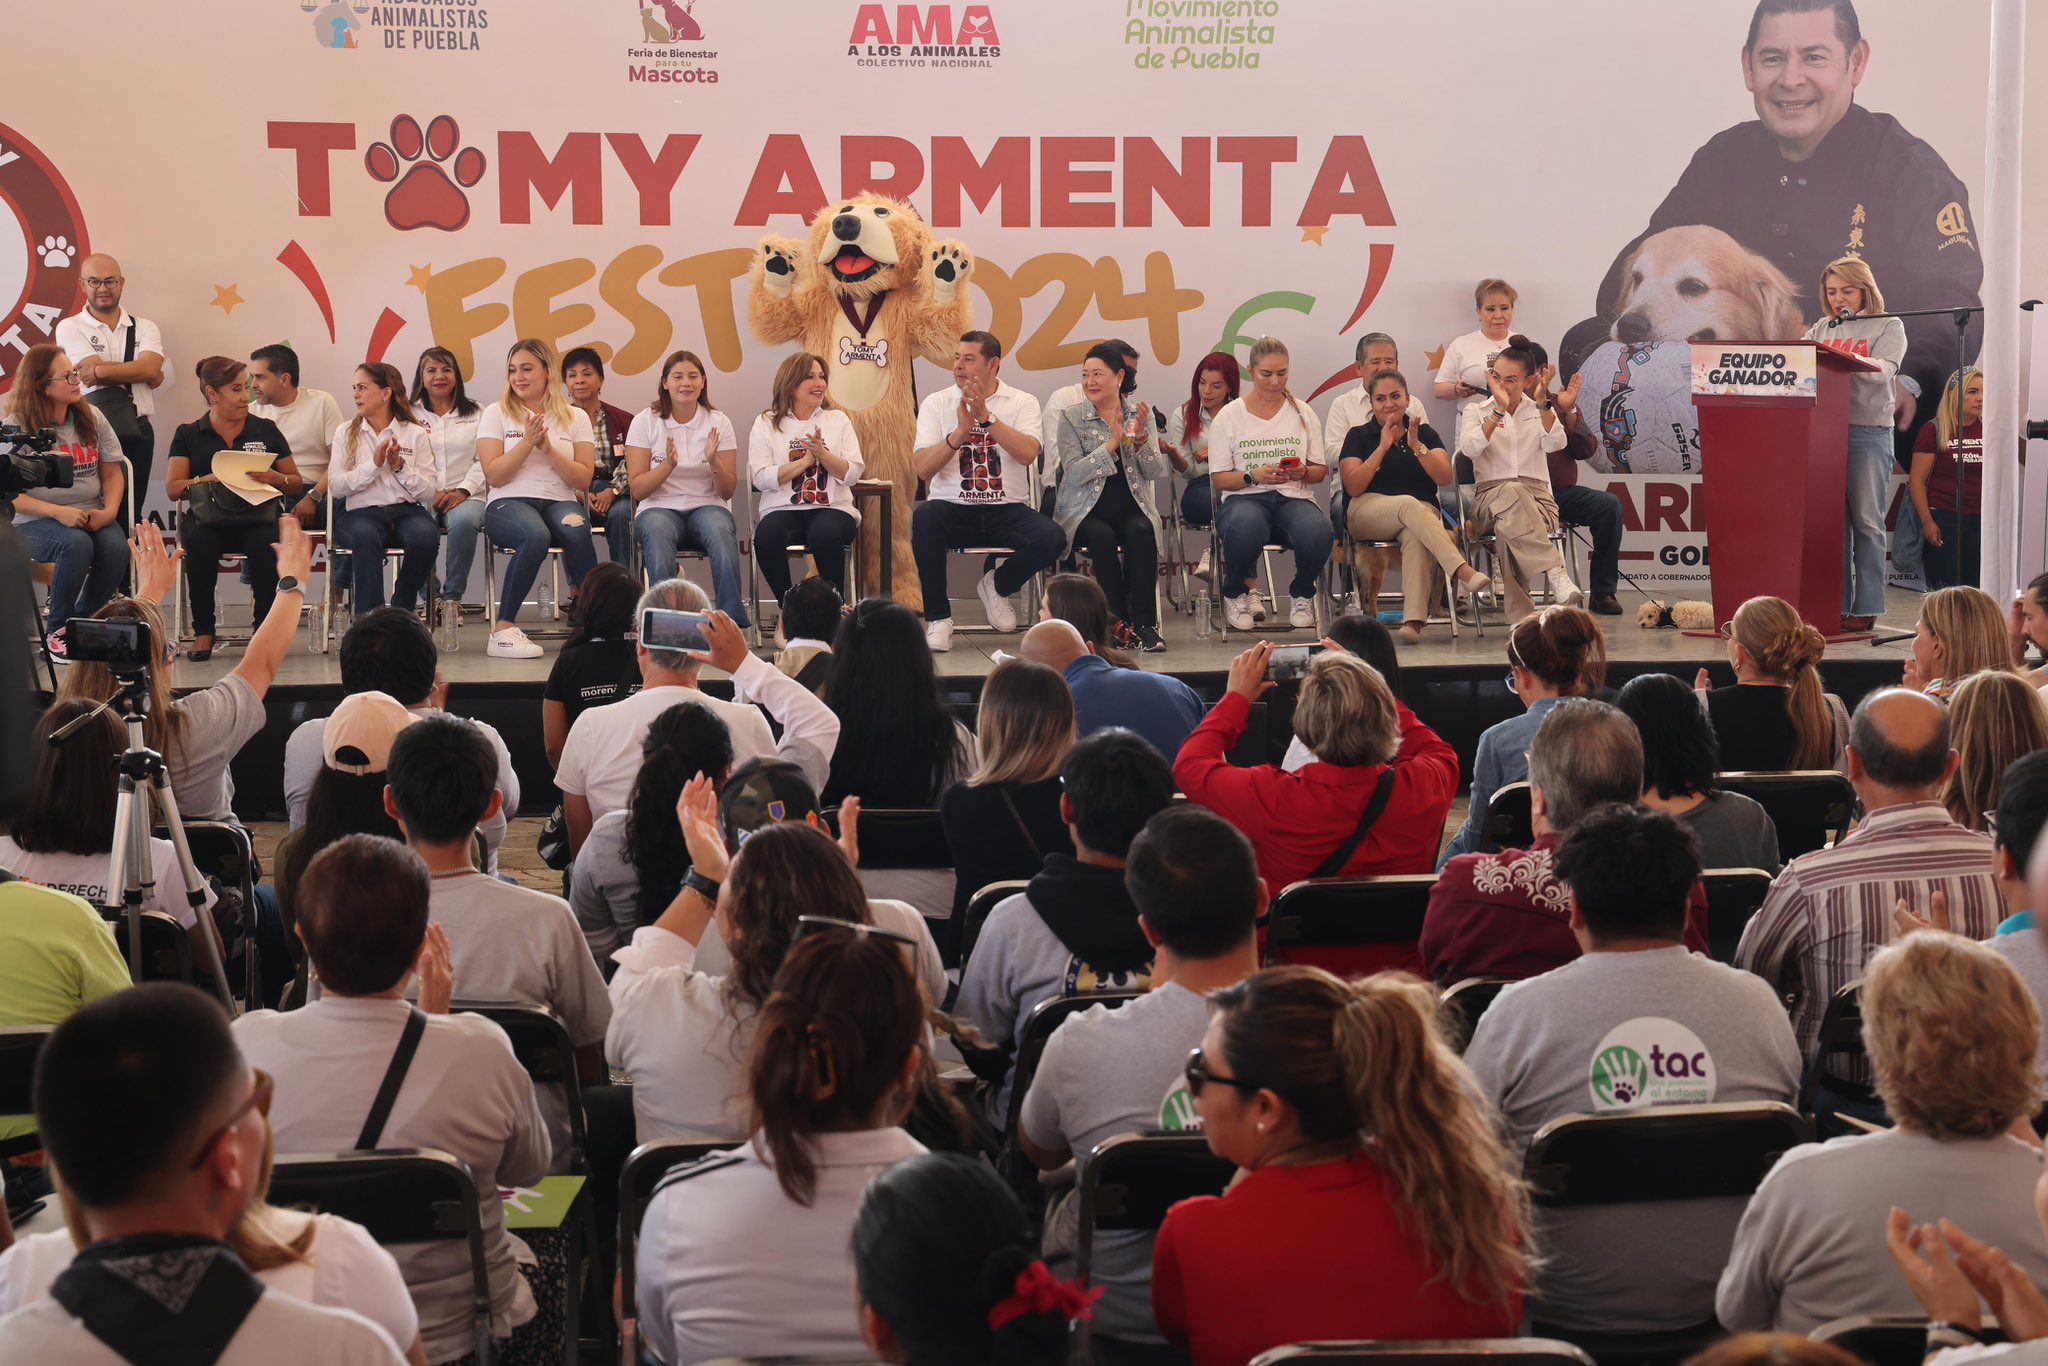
[1805,257,1906,633]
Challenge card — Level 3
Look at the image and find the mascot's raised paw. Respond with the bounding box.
[758,236,802,299]
[928,241,973,304]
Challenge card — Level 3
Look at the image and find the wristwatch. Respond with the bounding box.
[275,575,304,595]
[683,868,721,902]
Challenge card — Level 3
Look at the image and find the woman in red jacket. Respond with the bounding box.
[1173,642,1458,890]
[1154,966,1528,1366]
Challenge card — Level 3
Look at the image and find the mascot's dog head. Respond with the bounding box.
[805,192,935,300]
[1611,225,1805,345]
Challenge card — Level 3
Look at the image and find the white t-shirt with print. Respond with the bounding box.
[478,402,594,504]
[746,408,865,525]
[915,380,1044,506]
[627,405,740,516]
[252,388,345,484]
[1435,328,1515,412]
[1205,396,1325,503]
[0,835,215,929]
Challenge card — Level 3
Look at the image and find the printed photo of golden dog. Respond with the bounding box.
[1611,225,1807,344]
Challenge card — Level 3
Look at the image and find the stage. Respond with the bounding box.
[165,586,1924,823]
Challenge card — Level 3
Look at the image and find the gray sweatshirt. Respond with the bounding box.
[1804,313,1907,428]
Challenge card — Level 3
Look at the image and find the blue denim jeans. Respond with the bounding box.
[335,502,439,612]
[439,494,486,602]
[1843,424,1895,617]
[18,516,130,631]
[635,504,750,625]
[587,477,634,575]
[1217,490,1332,600]
[484,496,597,625]
[1179,473,1213,528]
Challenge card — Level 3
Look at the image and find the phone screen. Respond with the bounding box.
[640,608,711,654]
[1267,644,1326,683]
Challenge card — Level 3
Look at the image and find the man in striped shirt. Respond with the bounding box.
[1736,688,2000,1083]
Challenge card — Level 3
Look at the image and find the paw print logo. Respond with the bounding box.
[1590,1045,1649,1109]
[39,236,75,268]
[364,115,486,232]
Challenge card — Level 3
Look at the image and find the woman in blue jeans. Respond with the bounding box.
[414,346,486,639]
[476,338,597,659]
[1204,338,1332,631]
[1806,256,1908,632]
[626,348,749,625]
[5,344,131,659]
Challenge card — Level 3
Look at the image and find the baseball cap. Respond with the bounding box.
[323,690,420,775]
[718,757,824,850]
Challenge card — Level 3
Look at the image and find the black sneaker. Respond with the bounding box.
[1136,625,1168,653]
[45,625,70,665]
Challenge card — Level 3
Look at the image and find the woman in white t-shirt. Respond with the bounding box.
[476,338,597,659]
[0,699,219,956]
[411,347,487,636]
[1205,337,1332,632]
[1435,278,1520,411]
[627,349,749,626]
[329,363,439,617]
[749,352,864,607]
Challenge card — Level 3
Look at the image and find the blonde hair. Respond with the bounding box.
[1922,586,2020,685]
[1863,932,2040,1139]
[968,658,1075,786]
[764,351,832,429]
[496,337,575,429]
[1940,670,2048,832]
[56,596,187,760]
[1731,596,1832,768]
[1936,367,1984,450]
[1820,255,1885,315]
[57,1129,313,1273]
[1245,337,1319,444]
[1474,278,1518,308]
[1213,968,1531,1307]
[1687,1336,1866,1366]
[1293,652,1400,767]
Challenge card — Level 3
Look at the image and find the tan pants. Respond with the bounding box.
[1347,492,1469,622]
[1471,478,1563,621]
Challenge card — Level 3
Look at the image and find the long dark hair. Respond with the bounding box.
[11,700,119,855]
[825,599,965,805]
[1179,351,1239,446]
[567,560,639,649]
[409,346,480,418]
[624,704,735,926]
[1044,573,1135,670]
[722,823,871,1013]
[1617,673,1721,800]
[281,769,404,928]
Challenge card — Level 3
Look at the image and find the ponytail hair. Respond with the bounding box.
[1507,605,1608,697]
[1730,596,1832,768]
[746,930,925,1207]
[854,1153,1073,1366]
[624,702,736,925]
[1211,966,1531,1308]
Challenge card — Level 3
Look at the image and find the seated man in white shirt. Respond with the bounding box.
[248,343,344,520]
[233,835,552,1366]
[0,982,407,1366]
[909,331,1060,651]
[555,578,840,852]
[1323,331,1429,456]
[1018,805,1265,1347]
[282,608,519,868]
[1455,335,1582,619]
[386,714,610,1172]
[1464,805,1800,1338]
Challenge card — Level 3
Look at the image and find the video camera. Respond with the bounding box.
[0,423,72,505]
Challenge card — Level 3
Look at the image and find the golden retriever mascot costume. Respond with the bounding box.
[748,193,974,612]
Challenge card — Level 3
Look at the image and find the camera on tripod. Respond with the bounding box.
[0,423,73,503]
[66,617,154,674]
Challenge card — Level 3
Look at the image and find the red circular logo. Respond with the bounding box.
[0,123,89,399]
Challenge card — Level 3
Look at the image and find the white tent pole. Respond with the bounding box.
[1981,0,2025,592]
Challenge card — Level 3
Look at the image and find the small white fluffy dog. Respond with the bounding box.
[1639,599,1716,630]
[1611,225,1806,344]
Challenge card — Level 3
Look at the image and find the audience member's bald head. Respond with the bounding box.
[1019,619,1088,671]
[1849,687,1955,795]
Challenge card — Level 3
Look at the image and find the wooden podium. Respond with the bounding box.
[1690,340,1883,638]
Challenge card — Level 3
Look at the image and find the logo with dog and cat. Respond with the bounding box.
[1587,1018,1717,1110]
[301,0,488,53]
[628,0,720,83]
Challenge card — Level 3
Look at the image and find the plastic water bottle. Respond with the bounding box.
[1193,592,1211,640]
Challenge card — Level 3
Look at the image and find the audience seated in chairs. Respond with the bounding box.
[1050,342,1173,653]
[634,927,927,1366]
[1206,337,1332,633]
[541,561,643,769]
[1425,699,1711,983]
[938,657,1076,924]
[412,346,488,638]
[957,729,1177,1118]
[560,346,635,567]
[1280,614,1402,773]
[1719,931,2048,1333]
[1700,595,1848,773]
[569,703,734,963]
[822,597,977,806]
[0,983,415,1365]
[1737,689,2003,1088]
[327,363,441,619]
[764,575,842,698]
[555,581,838,852]
[233,836,552,1366]
[1617,673,1782,872]
[0,877,128,1118]
[852,1152,1079,1366]
[387,714,608,1172]
[1177,642,1458,891]
[1040,571,1140,669]
[1909,586,2026,700]
[275,691,412,955]
[1018,805,1264,1346]
[1154,966,1529,1366]
[1443,605,1608,864]
[284,607,520,868]
[746,352,864,607]
[1941,670,2048,833]
[1465,805,1800,1337]
[1019,616,1204,760]
[1163,350,1238,582]
[624,349,749,626]
[61,520,312,824]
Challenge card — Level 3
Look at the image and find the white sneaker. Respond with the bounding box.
[1251,592,1267,623]
[487,625,543,659]
[1552,572,1586,608]
[1194,549,1212,582]
[1224,595,1255,631]
[926,618,955,653]
[1289,597,1316,629]
[976,571,1018,632]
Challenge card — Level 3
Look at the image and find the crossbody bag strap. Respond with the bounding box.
[996,787,1045,864]
[121,317,136,366]
[1309,768,1398,880]
[355,1006,428,1150]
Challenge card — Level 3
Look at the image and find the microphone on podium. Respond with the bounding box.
[1824,307,1857,328]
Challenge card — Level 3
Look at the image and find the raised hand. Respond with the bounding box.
[1886,1208,1982,1328]
[835,795,861,869]
[696,609,751,674]
[1227,641,1277,701]
[415,924,454,1015]
[128,520,184,605]
[1488,371,1516,414]
[674,773,731,884]
[1943,1219,2048,1341]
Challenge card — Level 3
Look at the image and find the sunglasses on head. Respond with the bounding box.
[795,915,919,949]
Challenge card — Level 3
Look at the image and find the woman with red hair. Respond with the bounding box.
[1163,351,1239,583]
